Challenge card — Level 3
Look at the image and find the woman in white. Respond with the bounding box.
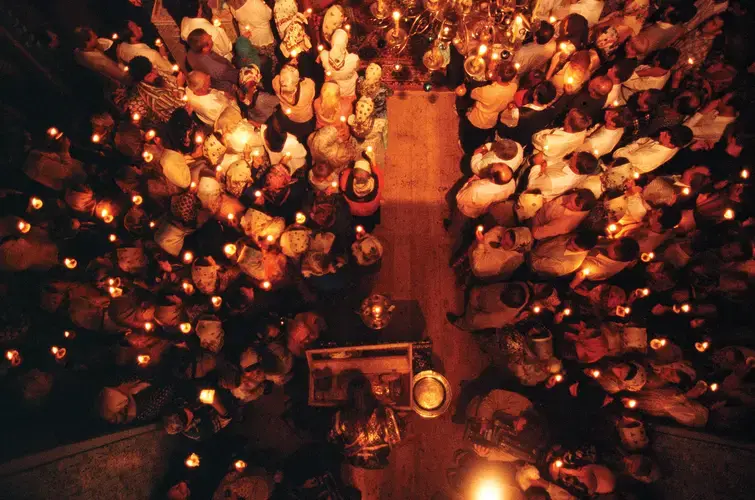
[116,21,173,76]
[320,29,360,98]
[180,4,233,61]
[228,0,274,48]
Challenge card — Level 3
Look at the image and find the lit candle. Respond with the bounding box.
[262,281,272,290]
[687,57,694,65]
[145,129,156,140]
[63,258,78,269]
[591,369,601,378]
[566,76,575,85]
[366,146,374,153]
[326,70,333,77]
[183,251,194,263]
[514,62,521,70]
[393,64,401,71]
[132,112,141,123]
[681,303,691,313]
[132,195,143,205]
[172,64,179,73]
[330,180,338,189]
[17,220,31,234]
[108,234,117,242]
[650,338,667,350]
[682,187,691,195]
[554,374,563,383]
[6,349,21,366]
[199,389,215,404]
[532,305,542,314]
[632,171,641,180]
[224,243,237,257]
[478,44,487,57]
[709,383,718,392]
[740,169,749,179]
[190,181,197,190]
[112,33,119,40]
[285,108,292,115]
[149,221,156,228]
[626,399,637,408]
[295,212,306,224]
[581,268,591,276]
[491,52,499,61]
[344,24,351,32]
[563,307,572,316]
[640,252,655,262]
[179,322,192,334]
[607,223,618,234]
[211,296,222,308]
[724,208,735,220]
[155,38,162,47]
[144,322,154,332]
[185,453,200,468]
[306,8,313,14]
[181,93,189,102]
[265,235,274,243]
[317,44,324,52]
[392,11,401,32]
[108,286,122,297]
[51,346,67,359]
[142,151,154,162]
[372,305,383,316]
[254,190,263,199]
[212,17,222,27]
[559,42,568,52]
[695,341,710,352]
[182,281,195,295]
[234,460,247,472]
[613,100,620,107]
[549,16,557,23]
[290,49,298,58]
[64,330,74,339]
[339,115,347,122]
[91,133,101,143]
[554,460,564,468]
[194,133,204,144]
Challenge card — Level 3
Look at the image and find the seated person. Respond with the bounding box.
[186,70,239,126]
[186,28,238,93]
[73,26,129,84]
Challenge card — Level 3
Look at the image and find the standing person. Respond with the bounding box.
[513,22,558,76]
[530,189,597,240]
[227,0,275,50]
[179,0,233,61]
[532,108,592,160]
[569,237,640,286]
[329,374,403,469]
[529,231,599,277]
[186,29,239,93]
[186,71,239,126]
[461,62,519,153]
[577,106,633,157]
[526,152,601,201]
[116,21,174,77]
[272,65,316,143]
[320,29,360,99]
[117,56,185,126]
[497,82,559,145]
[73,26,130,85]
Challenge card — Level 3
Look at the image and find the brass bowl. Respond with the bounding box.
[412,370,452,418]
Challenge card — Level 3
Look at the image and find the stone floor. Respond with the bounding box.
[342,91,489,499]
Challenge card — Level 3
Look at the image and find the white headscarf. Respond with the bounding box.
[328,29,349,69]
[160,150,191,189]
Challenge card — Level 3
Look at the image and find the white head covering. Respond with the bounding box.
[322,5,345,42]
[160,150,191,189]
[351,160,375,197]
[197,176,223,214]
[329,29,349,68]
[278,65,299,94]
[365,63,382,84]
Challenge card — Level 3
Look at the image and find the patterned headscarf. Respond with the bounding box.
[322,5,345,42]
[278,65,299,94]
[328,29,349,69]
[239,64,262,87]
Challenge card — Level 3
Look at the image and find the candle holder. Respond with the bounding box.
[359,294,395,330]
[370,0,390,21]
[386,11,408,48]
[463,54,487,81]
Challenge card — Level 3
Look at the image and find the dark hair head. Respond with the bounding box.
[264,118,287,152]
[667,4,698,24]
[500,283,528,308]
[491,139,519,161]
[612,106,635,128]
[614,237,640,261]
[525,486,551,500]
[655,47,680,70]
[658,205,683,229]
[496,61,518,83]
[120,22,138,42]
[573,152,601,175]
[612,58,639,82]
[346,373,379,417]
[187,28,209,52]
[536,22,555,45]
[74,26,94,49]
[639,89,664,110]
[563,14,589,48]
[565,108,592,132]
[533,81,557,105]
[520,69,545,90]
[674,93,701,115]
[668,125,694,148]
[128,56,153,83]
[574,188,597,210]
[574,231,599,250]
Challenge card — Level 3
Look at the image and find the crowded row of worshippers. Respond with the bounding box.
[2,1,397,496]
[440,0,755,498]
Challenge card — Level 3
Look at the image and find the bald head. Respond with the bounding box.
[490,164,514,185]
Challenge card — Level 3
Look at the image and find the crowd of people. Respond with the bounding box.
[1,0,755,499]
[442,0,755,498]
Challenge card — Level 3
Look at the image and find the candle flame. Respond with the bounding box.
[262,281,272,290]
[710,383,718,392]
[185,453,200,467]
[144,322,154,332]
[563,307,572,316]
[142,151,154,162]
[211,296,223,307]
[295,212,306,224]
[47,127,59,137]
[627,399,637,408]
[224,243,237,257]
[199,389,216,404]
[724,208,735,220]
[740,169,749,179]
[554,374,563,382]
[372,305,383,315]
[180,323,192,334]
[592,369,601,378]
[194,133,204,144]
[109,234,117,242]
[132,112,141,122]
[355,225,365,233]
[145,129,156,140]
[91,133,101,143]
[17,220,31,233]
[183,251,194,263]
[137,354,151,366]
[64,258,78,269]
[234,460,247,471]
[478,44,488,56]
[392,11,401,21]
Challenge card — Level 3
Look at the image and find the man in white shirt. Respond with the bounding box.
[73,27,129,85]
[578,107,633,157]
[531,188,597,239]
[684,93,739,145]
[529,231,599,277]
[532,108,592,160]
[622,47,678,95]
[526,152,601,200]
[180,3,234,61]
[462,62,519,153]
[261,121,307,174]
[471,138,524,176]
[613,125,693,174]
[470,227,532,280]
[513,22,557,75]
[117,21,174,77]
[620,205,682,253]
[228,0,275,48]
[186,71,239,126]
[456,165,517,219]
[570,237,640,286]
[447,281,530,331]
[604,58,640,108]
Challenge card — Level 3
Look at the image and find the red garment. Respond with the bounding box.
[339,162,383,217]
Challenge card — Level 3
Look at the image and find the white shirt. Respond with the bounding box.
[578,125,625,157]
[180,17,233,61]
[470,227,527,279]
[529,234,590,277]
[116,42,173,75]
[187,88,238,126]
[470,142,524,175]
[513,39,557,75]
[562,0,605,26]
[456,178,516,218]
[532,128,587,160]
[684,111,736,143]
[527,161,586,200]
[639,22,684,54]
[623,67,671,93]
[531,198,590,239]
[261,125,307,174]
[230,0,275,47]
[604,84,626,108]
[613,138,679,174]
[581,251,632,281]
[321,53,360,97]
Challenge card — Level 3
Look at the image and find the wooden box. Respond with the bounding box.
[306,343,414,410]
